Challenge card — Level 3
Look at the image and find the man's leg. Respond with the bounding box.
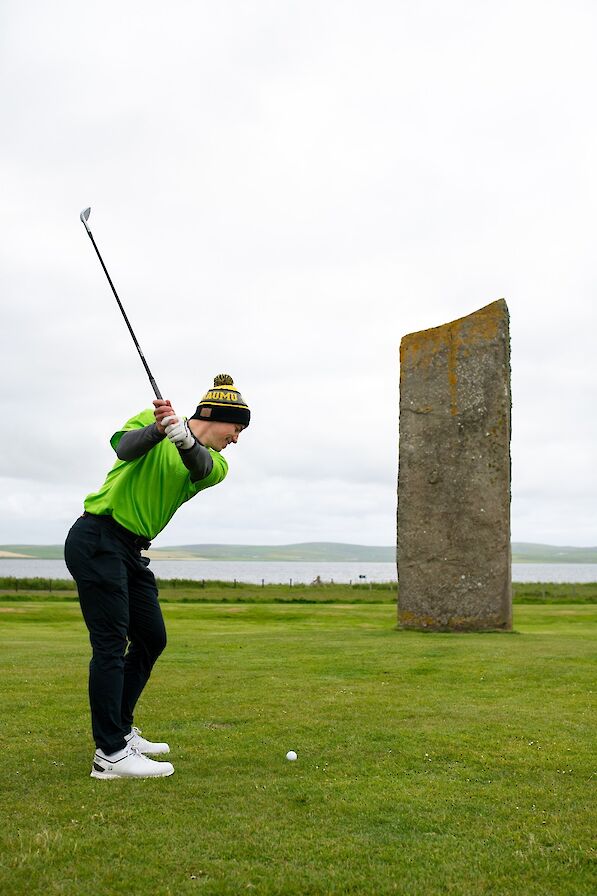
[121,557,167,732]
[65,517,130,755]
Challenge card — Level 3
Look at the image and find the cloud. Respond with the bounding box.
[1,0,596,547]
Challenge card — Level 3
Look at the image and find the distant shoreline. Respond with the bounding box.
[1,542,597,563]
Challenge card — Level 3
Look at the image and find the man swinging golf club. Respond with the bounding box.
[65,374,250,779]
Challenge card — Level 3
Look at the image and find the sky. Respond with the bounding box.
[1,0,595,548]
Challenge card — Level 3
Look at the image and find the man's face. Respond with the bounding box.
[204,422,245,452]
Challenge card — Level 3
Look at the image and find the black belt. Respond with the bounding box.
[82,512,152,551]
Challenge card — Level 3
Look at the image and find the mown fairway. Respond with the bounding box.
[0,600,595,895]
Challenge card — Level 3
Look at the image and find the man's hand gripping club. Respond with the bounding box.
[153,399,195,450]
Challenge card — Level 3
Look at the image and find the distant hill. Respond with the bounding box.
[510,543,597,563]
[2,542,596,563]
[149,542,394,561]
[0,545,66,559]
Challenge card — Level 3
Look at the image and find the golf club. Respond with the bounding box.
[79,207,163,400]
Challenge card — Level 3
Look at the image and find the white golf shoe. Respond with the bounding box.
[125,726,170,755]
[91,744,174,779]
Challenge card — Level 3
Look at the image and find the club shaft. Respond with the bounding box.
[85,230,163,400]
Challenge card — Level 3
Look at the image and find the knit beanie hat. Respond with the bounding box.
[190,374,251,428]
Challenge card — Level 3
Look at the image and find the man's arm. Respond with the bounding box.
[116,419,213,480]
[178,441,214,482]
[114,399,174,460]
[116,424,165,460]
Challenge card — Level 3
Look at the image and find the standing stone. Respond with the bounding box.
[397,300,512,631]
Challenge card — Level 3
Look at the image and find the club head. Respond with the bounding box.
[80,207,92,232]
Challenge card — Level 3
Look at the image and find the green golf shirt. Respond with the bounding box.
[84,409,228,539]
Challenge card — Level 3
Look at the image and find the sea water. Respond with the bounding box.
[1,559,596,584]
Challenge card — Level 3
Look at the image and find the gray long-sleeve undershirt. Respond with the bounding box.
[116,423,214,482]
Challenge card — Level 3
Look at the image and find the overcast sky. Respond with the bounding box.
[1,0,595,548]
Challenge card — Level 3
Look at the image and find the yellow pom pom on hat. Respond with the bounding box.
[190,374,250,427]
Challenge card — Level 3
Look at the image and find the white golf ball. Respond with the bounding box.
[286,750,298,761]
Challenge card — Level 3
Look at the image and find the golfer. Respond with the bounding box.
[65,374,250,779]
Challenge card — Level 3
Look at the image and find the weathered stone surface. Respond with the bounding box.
[397,300,512,631]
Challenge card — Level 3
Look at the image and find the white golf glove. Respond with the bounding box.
[162,415,195,451]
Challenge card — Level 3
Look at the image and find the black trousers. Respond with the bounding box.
[64,514,167,754]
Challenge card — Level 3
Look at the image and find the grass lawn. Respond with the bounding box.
[0,600,595,895]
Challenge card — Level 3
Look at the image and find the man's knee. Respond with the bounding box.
[90,625,128,659]
[132,622,167,663]
[151,624,167,659]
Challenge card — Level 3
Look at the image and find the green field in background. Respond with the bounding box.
[1,578,596,605]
